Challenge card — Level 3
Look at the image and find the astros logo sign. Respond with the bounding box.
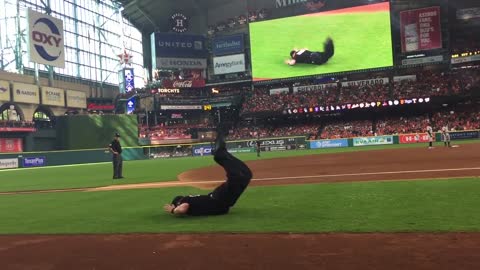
[28,9,65,68]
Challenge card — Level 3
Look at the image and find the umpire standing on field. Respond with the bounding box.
[109,133,124,179]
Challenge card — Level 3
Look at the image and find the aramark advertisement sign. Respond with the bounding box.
[310,139,348,149]
[23,156,46,168]
[213,54,246,75]
[27,9,65,68]
[213,34,244,56]
[153,33,207,58]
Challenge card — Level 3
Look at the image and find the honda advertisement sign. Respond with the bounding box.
[400,7,442,53]
[157,57,207,69]
[27,9,65,68]
[152,33,207,58]
[213,54,246,75]
[213,34,244,56]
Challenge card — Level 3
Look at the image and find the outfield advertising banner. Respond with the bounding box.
[23,156,46,168]
[12,83,40,104]
[153,33,207,58]
[400,7,442,53]
[0,158,18,169]
[66,90,87,109]
[399,133,432,144]
[192,145,213,156]
[310,139,348,149]
[213,54,246,75]
[228,148,255,154]
[341,77,389,87]
[0,80,10,102]
[0,138,23,153]
[41,87,65,107]
[353,136,393,147]
[449,131,480,140]
[213,34,244,56]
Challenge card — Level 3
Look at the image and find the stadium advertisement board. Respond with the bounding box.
[228,148,255,153]
[213,54,246,75]
[245,137,306,152]
[153,33,207,58]
[66,90,87,109]
[157,57,207,69]
[22,156,46,167]
[449,131,480,140]
[293,83,336,93]
[12,83,40,104]
[400,6,442,53]
[341,78,389,87]
[399,133,432,144]
[213,34,244,56]
[192,145,213,156]
[27,9,65,68]
[0,80,10,102]
[0,158,18,170]
[353,136,393,147]
[0,138,23,153]
[41,87,65,107]
[310,139,348,149]
[249,2,393,81]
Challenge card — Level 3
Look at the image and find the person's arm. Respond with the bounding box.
[164,203,189,216]
[108,143,118,155]
[285,59,296,66]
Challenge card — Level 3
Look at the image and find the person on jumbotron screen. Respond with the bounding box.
[286,37,334,66]
[164,127,253,216]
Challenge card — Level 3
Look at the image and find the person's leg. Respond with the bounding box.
[112,156,119,178]
[118,155,123,178]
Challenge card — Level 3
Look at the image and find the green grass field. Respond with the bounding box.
[250,11,393,80]
[1,141,480,234]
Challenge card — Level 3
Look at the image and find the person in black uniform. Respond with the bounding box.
[286,37,334,66]
[108,133,124,179]
[164,130,253,216]
[256,137,261,157]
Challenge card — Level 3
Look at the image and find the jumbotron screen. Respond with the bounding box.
[249,2,393,81]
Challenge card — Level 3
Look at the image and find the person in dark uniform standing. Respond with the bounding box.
[164,130,253,216]
[286,37,334,66]
[256,137,261,157]
[108,133,124,179]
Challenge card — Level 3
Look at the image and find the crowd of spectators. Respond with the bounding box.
[320,120,373,139]
[228,123,321,140]
[139,122,213,140]
[375,115,429,135]
[431,109,480,131]
[338,84,388,104]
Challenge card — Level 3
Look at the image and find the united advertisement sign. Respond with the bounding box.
[152,33,207,58]
[27,9,65,68]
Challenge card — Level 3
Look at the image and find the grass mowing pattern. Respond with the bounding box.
[0,178,479,234]
[250,11,393,80]
[0,140,479,192]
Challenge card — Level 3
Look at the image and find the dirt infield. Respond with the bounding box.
[2,145,480,269]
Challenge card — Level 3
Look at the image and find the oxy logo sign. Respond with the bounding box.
[28,9,65,68]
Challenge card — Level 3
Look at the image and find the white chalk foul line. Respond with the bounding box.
[91,167,480,191]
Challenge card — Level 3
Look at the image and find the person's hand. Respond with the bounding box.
[285,59,296,66]
[164,204,175,214]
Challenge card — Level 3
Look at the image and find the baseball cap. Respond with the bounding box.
[171,195,185,206]
[114,133,121,137]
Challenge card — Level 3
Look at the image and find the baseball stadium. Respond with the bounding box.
[1,0,480,269]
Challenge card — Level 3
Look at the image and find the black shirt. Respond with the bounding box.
[293,49,313,64]
[109,140,122,154]
[179,194,229,216]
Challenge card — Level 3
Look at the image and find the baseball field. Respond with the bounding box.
[249,2,394,81]
[1,140,480,269]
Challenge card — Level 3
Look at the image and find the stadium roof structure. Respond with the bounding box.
[115,0,232,34]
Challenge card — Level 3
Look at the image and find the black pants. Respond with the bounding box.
[113,154,123,178]
[211,148,253,207]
